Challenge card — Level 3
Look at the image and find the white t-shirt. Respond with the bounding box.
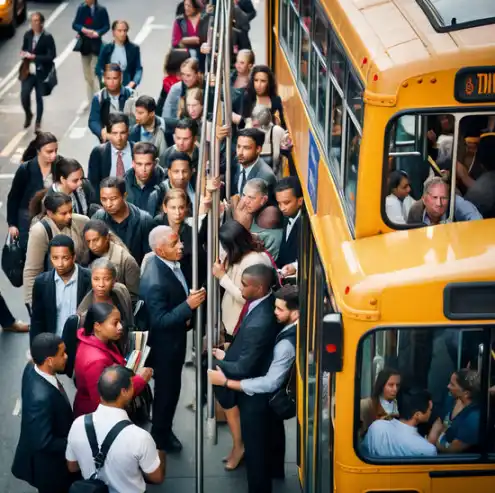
[66,404,160,493]
[362,418,437,458]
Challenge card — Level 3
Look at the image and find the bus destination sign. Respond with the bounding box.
[455,67,495,103]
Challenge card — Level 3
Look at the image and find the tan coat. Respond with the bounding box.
[24,214,90,305]
[89,242,140,301]
[219,251,272,335]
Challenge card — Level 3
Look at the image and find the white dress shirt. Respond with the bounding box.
[385,194,415,225]
[286,209,301,241]
[158,257,189,295]
[54,265,79,337]
[66,404,161,493]
[110,143,133,177]
[34,364,60,390]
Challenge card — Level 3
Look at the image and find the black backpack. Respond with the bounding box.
[40,219,53,272]
[69,414,131,493]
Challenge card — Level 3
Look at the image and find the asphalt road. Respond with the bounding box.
[0,1,298,492]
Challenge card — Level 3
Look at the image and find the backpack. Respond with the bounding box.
[69,414,131,493]
[41,219,53,272]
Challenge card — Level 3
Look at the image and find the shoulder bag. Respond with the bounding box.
[269,362,296,420]
[69,414,131,493]
[41,64,58,97]
[2,233,25,287]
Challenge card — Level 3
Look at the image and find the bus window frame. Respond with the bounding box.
[381,106,495,231]
[354,324,494,465]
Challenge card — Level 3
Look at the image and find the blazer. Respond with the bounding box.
[125,166,165,212]
[7,157,49,226]
[216,294,278,380]
[30,265,92,345]
[87,141,135,200]
[231,157,277,196]
[276,215,300,268]
[129,116,168,168]
[73,328,146,417]
[95,40,143,86]
[12,363,74,493]
[139,254,192,354]
[21,30,56,81]
[72,1,110,56]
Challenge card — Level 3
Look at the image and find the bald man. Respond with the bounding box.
[140,225,206,454]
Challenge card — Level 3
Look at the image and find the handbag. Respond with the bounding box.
[127,383,153,426]
[2,233,25,288]
[69,414,131,493]
[41,64,58,96]
[18,59,30,81]
[269,363,296,420]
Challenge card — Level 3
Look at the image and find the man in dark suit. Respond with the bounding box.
[213,264,279,493]
[20,11,56,130]
[12,333,76,493]
[30,234,91,345]
[88,112,134,200]
[231,128,276,198]
[274,176,303,275]
[140,225,206,453]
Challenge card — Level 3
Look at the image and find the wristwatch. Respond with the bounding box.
[223,379,229,388]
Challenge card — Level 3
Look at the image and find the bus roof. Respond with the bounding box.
[324,0,495,94]
[316,216,495,319]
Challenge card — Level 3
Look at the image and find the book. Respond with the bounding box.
[126,331,150,372]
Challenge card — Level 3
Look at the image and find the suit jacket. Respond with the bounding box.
[231,157,277,197]
[12,363,73,492]
[216,294,278,380]
[277,215,300,268]
[139,255,192,361]
[30,265,92,345]
[95,40,143,86]
[72,1,110,56]
[88,141,135,200]
[21,30,56,81]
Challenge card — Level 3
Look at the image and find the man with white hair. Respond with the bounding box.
[140,225,206,454]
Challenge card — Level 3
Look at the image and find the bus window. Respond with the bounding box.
[330,34,346,90]
[313,6,328,57]
[357,326,489,460]
[299,23,310,91]
[317,53,327,131]
[280,0,288,44]
[383,111,491,228]
[309,50,318,114]
[288,2,299,63]
[344,117,361,220]
[347,73,364,125]
[328,88,343,175]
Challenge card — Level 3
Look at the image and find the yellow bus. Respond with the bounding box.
[265,0,495,492]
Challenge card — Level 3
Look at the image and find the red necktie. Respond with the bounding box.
[233,301,251,336]
[116,151,125,177]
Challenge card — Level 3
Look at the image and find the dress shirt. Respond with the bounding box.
[158,257,189,295]
[362,418,437,457]
[385,194,415,225]
[110,44,127,71]
[66,404,160,493]
[238,160,257,195]
[54,265,79,337]
[32,33,41,50]
[286,209,301,241]
[34,364,60,390]
[241,322,296,396]
[246,290,272,316]
[110,143,133,177]
[422,195,482,225]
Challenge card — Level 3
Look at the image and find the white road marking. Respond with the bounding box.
[0,174,16,179]
[63,100,90,139]
[12,398,21,416]
[0,130,27,157]
[149,24,170,30]
[69,127,86,139]
[0,2,70,94]
[10,147,25,165]
[0,201,3,208]
[0,105,24,114]
[134,16,155,45]
[55,39,77,68]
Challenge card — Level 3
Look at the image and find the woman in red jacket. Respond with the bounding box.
[73,302,153,418]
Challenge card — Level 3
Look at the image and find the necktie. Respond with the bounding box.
[57,379,70,406]
[233,301,251,336]
[173,264,189,295]
[239,169,247,195]
[32,36,37,52]
[116,151,125,177]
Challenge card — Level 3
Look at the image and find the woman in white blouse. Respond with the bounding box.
[385,170,416,225]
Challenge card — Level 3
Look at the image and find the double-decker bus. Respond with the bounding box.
[266,0,495,492]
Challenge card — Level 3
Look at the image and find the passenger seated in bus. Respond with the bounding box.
[428,369,480,454]
[385,170,416,225]
[456,133,495,218]
[362,389,437,458]
[360,368,400,437]
[406,176,482,225]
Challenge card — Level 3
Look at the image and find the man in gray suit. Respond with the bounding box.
[231,128,276,198]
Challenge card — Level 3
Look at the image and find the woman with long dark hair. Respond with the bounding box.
[233,65,286,129]
[172,0,205,59]
[360,368,401,436]
[157,48,190,116]
[385,170,415,225]
[7,131,58,250]
[73,302,152,417]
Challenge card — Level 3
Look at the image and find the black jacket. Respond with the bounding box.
[12,363,74,493]
[7,157,51,226]
[276,215,300,268]
[21,30,56,81]
[231,157,277,197]
[125,166,165,213]
[92,202,154,264]
[95,40,142,86]
[72,1,110,56]
[216,294,278,380]
[30,266,92,345]
[87,142,134,201]
[45,180,96,216]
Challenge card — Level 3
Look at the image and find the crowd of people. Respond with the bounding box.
[4,2,303,493]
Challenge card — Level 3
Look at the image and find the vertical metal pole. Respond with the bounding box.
[223,0,233,200]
